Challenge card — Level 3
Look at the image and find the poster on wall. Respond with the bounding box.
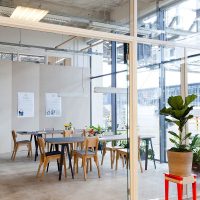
[18,92,34,117]
[45,93,62,117]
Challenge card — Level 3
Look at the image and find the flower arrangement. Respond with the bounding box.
[64,122,72,130]
[88,128,95,136]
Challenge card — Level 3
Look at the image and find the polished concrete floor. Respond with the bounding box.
[0,150,199,200]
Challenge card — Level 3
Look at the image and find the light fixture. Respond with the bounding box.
[10,6,48,22]
[94,87,127,94]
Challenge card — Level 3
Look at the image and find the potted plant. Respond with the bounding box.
[64,122,72,130]
[160,94,197,176]
[90,125,104,136]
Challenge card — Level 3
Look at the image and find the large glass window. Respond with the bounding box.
[187,49,200,136]
[137,44,183,200]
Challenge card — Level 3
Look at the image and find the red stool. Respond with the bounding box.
[165,173,197,200]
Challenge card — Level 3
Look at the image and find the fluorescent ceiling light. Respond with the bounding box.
[94,87,127,94]
[10,6,48,22]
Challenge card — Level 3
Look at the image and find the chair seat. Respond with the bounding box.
[45,151,61,157]
[75,150,95,156]
[106,146,123,150]
[17,140,31,144]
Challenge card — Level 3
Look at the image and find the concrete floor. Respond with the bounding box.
[0,151,200,200]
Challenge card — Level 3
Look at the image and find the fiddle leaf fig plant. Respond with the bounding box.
[160,94,197,152]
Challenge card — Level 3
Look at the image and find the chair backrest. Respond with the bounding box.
[85,137,99,155]
[82,129,86,137]
[63,130,72,137]
[12,130,17,144]
[37,137,46,157]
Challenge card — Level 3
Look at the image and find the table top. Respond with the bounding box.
[99,134,127,141]
[17,130,63,135]
[45,137,85,144]
[99,134,155,141]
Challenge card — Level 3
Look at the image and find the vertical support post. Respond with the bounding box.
[89,48,92,126]
[129,39,138,200]
[111,41,117,134]
[181,48,188,142]
[157,8,167,163]
[129,0,138,199]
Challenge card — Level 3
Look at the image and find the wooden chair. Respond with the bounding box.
[36,137,67,178]
[11,130,32,160]
[115,138,143,172]
[73,137,101,180]
[101,142,123,169]
[115,149,129,170]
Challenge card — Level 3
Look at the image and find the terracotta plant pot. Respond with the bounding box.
[167,150,193,177]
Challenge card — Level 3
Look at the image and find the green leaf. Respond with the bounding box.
[160,107,173,116]
[168,131,180,139]
[168,96,184,110]
[182,133,192,142]
[185,94,197,106]
[165,118,180,126]
[189,134,199,150]
[169,138,179,148]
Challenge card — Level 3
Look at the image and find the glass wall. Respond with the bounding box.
[137,44,184,200]
[138,0,200,44]
[187,49,200,136]
[91,41,129,200]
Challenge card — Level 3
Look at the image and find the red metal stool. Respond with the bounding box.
[165,173,197,200]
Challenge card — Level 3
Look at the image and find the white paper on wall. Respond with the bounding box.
[18,92,34,117]
[45,93,62,117]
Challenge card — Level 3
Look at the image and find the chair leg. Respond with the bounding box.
[112,150,116,169]
[82,157,87,181]
[121,155,125,168]
[11,145,16,160]
[94,156,101,178]
[76,156,79,174]
[101,144,106,165]
[90,158,92,172]
[115,151,119,170]
[63,157,67,178]
[110,150,113,169]
[86,159,89,174]
[13,144,18,160]
[138,150,143,173]
[37,161,43,177]
[41,159,48,178]
[30,143,32,157]
[73,154,76,174]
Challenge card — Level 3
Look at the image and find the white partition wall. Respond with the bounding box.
[39,64,90,130]
[0,61,12,153]
[12,62,40,131]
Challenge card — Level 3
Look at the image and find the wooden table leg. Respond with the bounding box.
[66,143,74,179]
